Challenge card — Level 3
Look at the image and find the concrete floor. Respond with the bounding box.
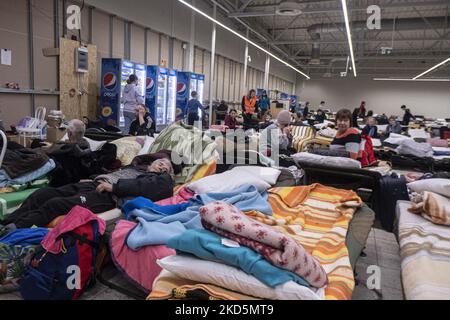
[1,227,403,301]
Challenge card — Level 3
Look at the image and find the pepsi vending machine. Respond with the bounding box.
[176,72,205,120]
[100,59,146,129]
[166,69,178,126]
[146,66,168,132]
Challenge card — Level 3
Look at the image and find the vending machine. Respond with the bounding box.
[166,69,178,125]
[146,66,169,132]
[176,72,205,119]
[100,59,146,129]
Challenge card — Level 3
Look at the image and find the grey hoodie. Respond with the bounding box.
[122,83,144,113]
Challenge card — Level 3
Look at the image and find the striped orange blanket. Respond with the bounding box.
[266,184,362,300]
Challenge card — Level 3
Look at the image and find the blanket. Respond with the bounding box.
[148,270,259,300]
[166,229,310,288]
[126,185,272,249]
[148,122,218,184]
[1,148,49,179]
[0,228,48,246]
[397,200,450,299]
[0,160,55,188]
[199,201,327,287]
[266,184,362,300]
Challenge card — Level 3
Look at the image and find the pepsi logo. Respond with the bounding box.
[146,77,154,91]
[177,83,187,96]
[103,73,117,91]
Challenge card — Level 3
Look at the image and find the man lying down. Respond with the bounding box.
[0,158,175,230]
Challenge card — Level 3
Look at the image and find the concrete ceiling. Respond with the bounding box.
[209,0,450,79]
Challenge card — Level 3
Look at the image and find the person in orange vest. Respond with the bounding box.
[241,89,257,130]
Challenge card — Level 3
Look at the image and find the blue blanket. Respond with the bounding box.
[0,228,49,246]
[126,184,271,250]
[0,160,56,188]
[167,229,310,288]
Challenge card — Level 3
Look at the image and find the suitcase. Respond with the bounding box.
[373,174,409,232]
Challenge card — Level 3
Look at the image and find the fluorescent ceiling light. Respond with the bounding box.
[413,57,450,79]
[178,0,310,80]
[341,0,357,77]
[373,78,450,82]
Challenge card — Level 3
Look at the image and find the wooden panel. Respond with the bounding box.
[0,95,30,128]
[147,30,159,65]
[112,17,124,58]
[160,34,169,66]
[59,38,97,120]
[0,0,29,88]
[172,39,183,71]
[130,24,145,63]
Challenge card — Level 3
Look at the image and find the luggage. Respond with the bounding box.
[20,206,104,300]
[372,174,409,232]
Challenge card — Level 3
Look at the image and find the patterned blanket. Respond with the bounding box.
[397,200,450,300]
[149,122,218,184]
[267,184,362,300]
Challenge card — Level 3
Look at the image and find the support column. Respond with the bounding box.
[242,28,249,95]
[208,3,217,127]
[188,0,196,72]
[264,54,270,91]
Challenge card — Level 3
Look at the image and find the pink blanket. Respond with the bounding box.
[110,220,175,292]
[200,201,328,288]
[155,186,195,206]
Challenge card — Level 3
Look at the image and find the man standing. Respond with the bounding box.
[186,91,204,126]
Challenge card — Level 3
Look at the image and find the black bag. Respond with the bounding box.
[373,174,409,232]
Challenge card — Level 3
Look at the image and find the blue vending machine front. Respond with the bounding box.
[176,72,191,119]
[146,66,169,132]
[100,59,145,130]
[100,58,122,127]
[196,74,205,105]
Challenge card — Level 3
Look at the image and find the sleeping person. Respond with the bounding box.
[0,159,175,230]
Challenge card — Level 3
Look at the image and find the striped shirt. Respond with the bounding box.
[330,128,362,160]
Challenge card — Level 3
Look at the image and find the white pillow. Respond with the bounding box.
[292,152,361,169]
[407,179,450,198]
[188,170,271,194]
[384,133,412,145]
[230,166,281,185]
[157,255,322,300]
[408,129,430,140]
[138,136,155,156]
[60,134,106,151]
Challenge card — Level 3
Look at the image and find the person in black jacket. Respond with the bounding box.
[0,158,174,229]
[129,105,154,136]
[401,105,415,126]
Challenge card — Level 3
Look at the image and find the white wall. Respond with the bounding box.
[85,0,296,83]
[296,77,450,118]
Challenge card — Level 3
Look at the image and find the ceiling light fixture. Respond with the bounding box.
[178,0,310,79]
[413,57,450,79]
[341,0,357,77]
[373,78,450,82]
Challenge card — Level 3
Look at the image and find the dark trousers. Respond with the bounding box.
[187,113,200,126]
[1,182,116,228]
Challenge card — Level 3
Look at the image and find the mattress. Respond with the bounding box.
[396,200,450,300]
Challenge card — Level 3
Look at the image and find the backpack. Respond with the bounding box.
[19,206,105,300]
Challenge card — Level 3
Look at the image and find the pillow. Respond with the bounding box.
[410,192,450,226]
[407,179,450,198]
[157,254,322,300]
[292,152,361,169]
[384,133,412,145]
[230,166,281,185]
[188,170,271,194]
[138,136,155,156]
[60,134,106,152]
[110,138,143,166]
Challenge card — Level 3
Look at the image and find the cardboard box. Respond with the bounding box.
[46,127,66,143]
[7,134,33,147]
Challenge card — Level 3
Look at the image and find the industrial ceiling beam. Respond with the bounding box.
[227,0,450,18]
[270,37,450,45]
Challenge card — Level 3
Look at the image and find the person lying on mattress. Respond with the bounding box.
[330,108,362,161]
[0,158,175,230]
